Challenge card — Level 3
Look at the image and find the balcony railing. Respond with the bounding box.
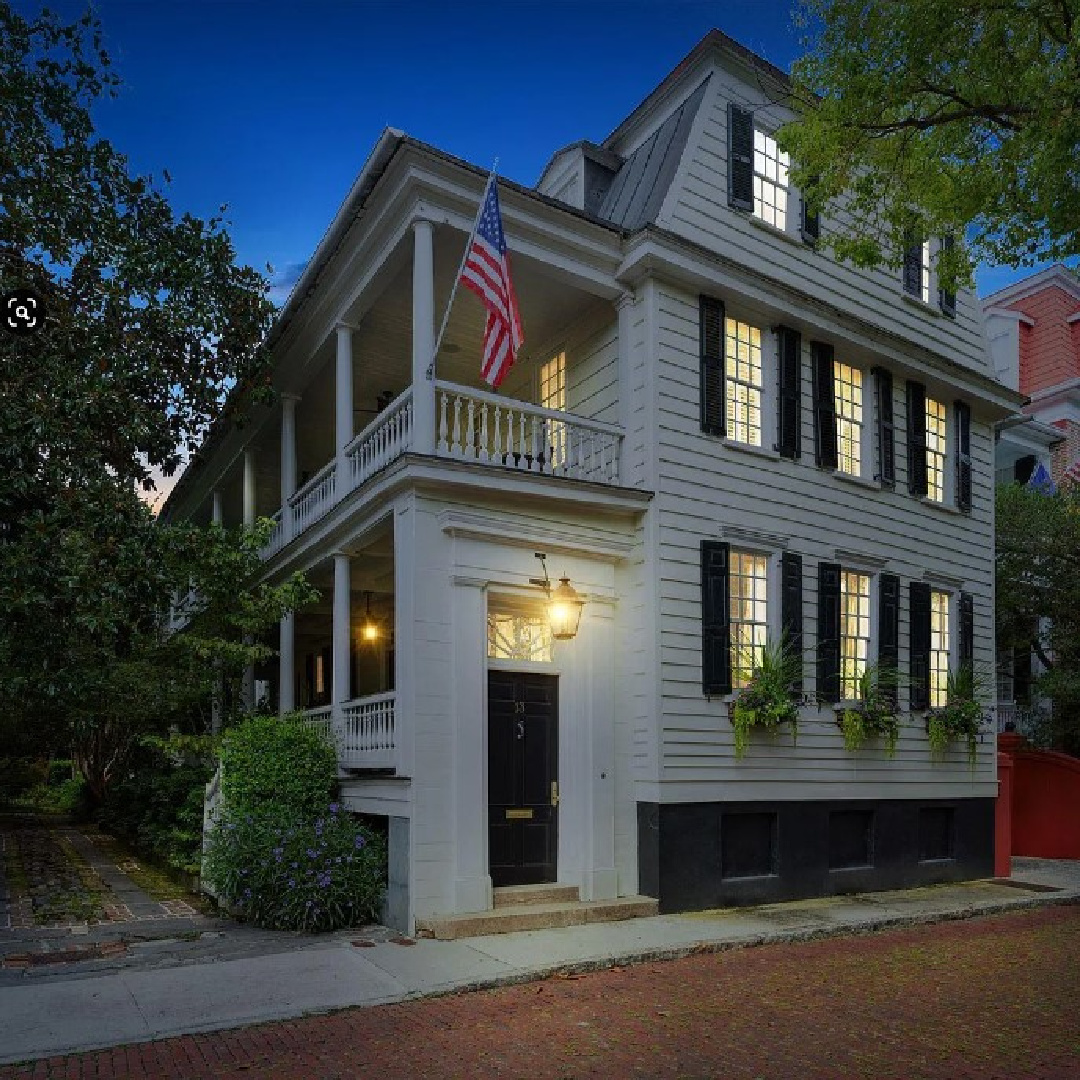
[262,383,623,557]
[434,380,622,485]
[300,693,396,771]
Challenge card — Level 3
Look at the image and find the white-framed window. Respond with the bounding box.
[730,549,769,689]
[540,350,567,468]
[840,570,871,699]
[725,318,763,446]
[833,361,864,476]
[487,611,553,663]
[925,397,947,502]
[753,129,789,231]
[929,589,951,707]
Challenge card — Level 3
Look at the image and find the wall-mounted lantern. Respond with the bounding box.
[530,552,585,641]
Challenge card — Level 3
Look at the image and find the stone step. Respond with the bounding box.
[415,895,659,941]
[493,884,580,908]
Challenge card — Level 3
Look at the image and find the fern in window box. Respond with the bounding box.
[838,664,901,757]
[729,639,801,759]
[926,664,988,766]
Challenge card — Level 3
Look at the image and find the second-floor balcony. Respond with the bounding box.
[264,380,623,558]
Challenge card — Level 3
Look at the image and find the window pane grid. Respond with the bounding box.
[920,241,931,304]
[541,351,567,468]
[926,397,947,502]
[840,571,871,699]
[833,361,863,476]
[930,590,950,708]
[724,318,762,446]
[487,613,553,662]
[730,551,769,689]
[753,129,789,230]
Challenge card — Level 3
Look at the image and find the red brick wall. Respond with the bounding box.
[1051,419,1080,487]
[1006,286,1080,396]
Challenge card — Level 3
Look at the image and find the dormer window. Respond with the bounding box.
[753,129,789,231]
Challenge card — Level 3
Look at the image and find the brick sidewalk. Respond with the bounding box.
[3,905,1077,1078]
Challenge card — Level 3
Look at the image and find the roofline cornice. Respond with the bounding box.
[981,264,1080,309]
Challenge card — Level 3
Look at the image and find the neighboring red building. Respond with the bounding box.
[984,265,1080,488]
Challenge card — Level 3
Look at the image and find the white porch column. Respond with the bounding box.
[280,393,299,538]
[616,291,635,455]
[411,219,436,455]
[242,448,256,529]
[211,489,223,527]
[332,552,352,712]
[279,612,295,715]
[451,579,491,913]
[335,326,354,493]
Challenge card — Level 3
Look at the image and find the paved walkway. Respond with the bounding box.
[0,857,1077,1065]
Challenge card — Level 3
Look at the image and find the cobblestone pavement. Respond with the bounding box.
[0,815,199,932]
[2,905,1077,1079]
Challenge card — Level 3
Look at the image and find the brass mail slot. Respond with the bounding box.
[505,808,534,820]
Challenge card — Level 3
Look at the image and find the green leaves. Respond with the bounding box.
[779,0,1080,285]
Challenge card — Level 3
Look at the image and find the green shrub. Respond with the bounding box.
[730,639,801,758]
[204,804,385,931]
[220,714,336,820]
[99,754,213,874]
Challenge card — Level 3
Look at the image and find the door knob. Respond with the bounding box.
[550,780,560,807]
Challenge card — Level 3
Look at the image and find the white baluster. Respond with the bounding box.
[466,398,476,459]
[452,396,463,457]
[493,405,503,462]
[479,403,490,463]
[516,410,526,470]
[438,393,449,454]
[529,415,539,472]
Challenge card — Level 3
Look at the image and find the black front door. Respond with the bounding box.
[487,671,558,886]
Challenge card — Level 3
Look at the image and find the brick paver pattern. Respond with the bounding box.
[3,906,1079,1078]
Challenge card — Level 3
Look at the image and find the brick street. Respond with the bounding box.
[2,905,1077,1079]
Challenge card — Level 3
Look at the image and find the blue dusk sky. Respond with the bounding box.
[28,1,1059,306]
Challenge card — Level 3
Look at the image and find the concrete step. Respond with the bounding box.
[415,895,659,941]
[493,884,580,908]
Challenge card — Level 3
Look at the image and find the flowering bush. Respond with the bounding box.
[204,803,385,932]
[730,639,801,759]
[839,664,901,757]
[926,664,988,767]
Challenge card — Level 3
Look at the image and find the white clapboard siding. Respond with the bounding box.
[649,281,996,799]
[655,68,991,379]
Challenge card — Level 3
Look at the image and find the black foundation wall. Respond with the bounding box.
[637,798,995,912]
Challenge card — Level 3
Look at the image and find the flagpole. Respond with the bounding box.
[426,158,499,381]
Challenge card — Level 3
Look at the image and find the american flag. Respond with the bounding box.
[1063,457,1080,489]
[460,176,524,389]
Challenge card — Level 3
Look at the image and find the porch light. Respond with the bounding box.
[360,592,380,643]
[530,553,585,641]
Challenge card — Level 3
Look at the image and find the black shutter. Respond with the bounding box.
[702,540,732,696]
[817,562,841,703]
[879,573,900,706]
[939,235,957,316]
[874,367,895,487]
[906,381,928,496]
[699,295,725,437]
[960,591,974,665]
[903,233,923,297]
[777,325,802,459]
[801,192,820,244]
[909,581,931,710]
[955,400,972,512]
[811,341,838,469]
[781,552,803,692]
[727,104,754,211]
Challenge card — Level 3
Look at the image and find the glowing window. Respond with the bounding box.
[930,591,950,708]
[487,613,553,662]
[725,319,763,446]
[840,571,871,699]
[540,351,566,470]
[730,551,769,689]
[926,398,947,502]
[753,129,789,230]
[833,362,863,476]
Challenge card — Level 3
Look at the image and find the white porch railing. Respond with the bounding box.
[300,693,396,770]
[291,459,337,537]
[434,380,622,485]
[346,389,413,489]
[339,691,396,769]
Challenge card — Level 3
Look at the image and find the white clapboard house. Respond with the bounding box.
[164,31,1022,934]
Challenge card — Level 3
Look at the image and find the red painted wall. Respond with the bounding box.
[999,734,1080,859]
[1007,285,1080,396]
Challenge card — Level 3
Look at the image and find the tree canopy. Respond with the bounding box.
[779,0,1080,287]
[0,3,310,794]
[996,482,1080,754]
